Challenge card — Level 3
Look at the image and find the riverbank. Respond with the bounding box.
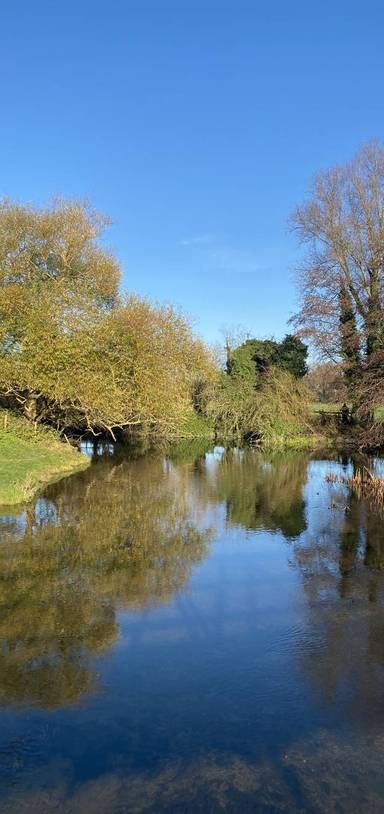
[0,403,376,509]
[0,411,89,506]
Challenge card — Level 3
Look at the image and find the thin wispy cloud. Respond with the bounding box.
[180,233,214,247]
[209,248,264,275]
[180,235,267,276]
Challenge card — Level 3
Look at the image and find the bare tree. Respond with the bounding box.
[305,362,347,404]
[219,323,250,372]
[290,141,384,364]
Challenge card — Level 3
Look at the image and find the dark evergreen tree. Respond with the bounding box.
[228,335,308,382]
[276,334,308,378]
[366,269,382,357]
[339,284,361,396]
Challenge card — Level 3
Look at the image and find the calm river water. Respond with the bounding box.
[1,443,384,813]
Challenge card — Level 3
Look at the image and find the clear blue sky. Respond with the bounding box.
[1,1,384,343]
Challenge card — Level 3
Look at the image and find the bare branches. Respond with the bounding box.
[290,141,384,361]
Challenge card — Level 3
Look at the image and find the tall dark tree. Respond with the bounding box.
[339,285,361,396]
[228,335,308,382]
[276,334,308,378]
[366,268,383,357]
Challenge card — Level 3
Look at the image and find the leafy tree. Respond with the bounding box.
[276,334,308,378]
[0,198,216,437]
[206,368,311,444]
[0,198,119,423]
[274,334,308,379]
[228,339,263,382]
[229,339,279,382]
[0,197,119,323]
[251,339,280,373]
[228,335,307,383]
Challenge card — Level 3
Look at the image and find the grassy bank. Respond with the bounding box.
[0,411,89,506]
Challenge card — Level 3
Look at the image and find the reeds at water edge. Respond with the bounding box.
[326,467,384,509]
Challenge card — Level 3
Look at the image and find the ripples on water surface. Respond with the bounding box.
[1,443,384,812]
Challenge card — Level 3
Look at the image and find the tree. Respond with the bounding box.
[219,324,250,373]
[0,198,120,423]
[305,362,347,404]
[228,335,307,383]
[276,334,308,378]
[0,292,215,437]
[228,338,279,382]
[0,197,119,316]
[290,141,384,363]
[339,284,361,396]
[0,198,216,436]
[206,367,311,443]
[251,339,281,374]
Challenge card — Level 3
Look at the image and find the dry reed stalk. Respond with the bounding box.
[326,468,384,508]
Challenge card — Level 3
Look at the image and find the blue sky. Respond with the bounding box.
[1,1,384,343]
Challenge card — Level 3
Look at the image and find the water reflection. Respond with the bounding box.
[1,445,384,811]
[0,451,212,708]
[204,449,308,537]
[290,466,384,728]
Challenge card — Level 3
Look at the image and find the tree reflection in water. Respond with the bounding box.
[203,448,308,538]
[2,446,384,812]
[289,460,384,725]
[0,450,212,708]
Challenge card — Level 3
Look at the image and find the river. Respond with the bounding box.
[0,443,384,812]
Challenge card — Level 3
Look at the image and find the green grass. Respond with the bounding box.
[311,402,384,420]
[310,402,343,413]
[171,412,215,439]
[0,410,89,506]
[262,434,323,450]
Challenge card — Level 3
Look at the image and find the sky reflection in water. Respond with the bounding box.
[1,444,384,813]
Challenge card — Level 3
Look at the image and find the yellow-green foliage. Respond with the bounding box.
[0,196,311,448]
[0,198,216,437]
[207,368,312,446]
[0,410,89,505]
[170,412,214,439]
